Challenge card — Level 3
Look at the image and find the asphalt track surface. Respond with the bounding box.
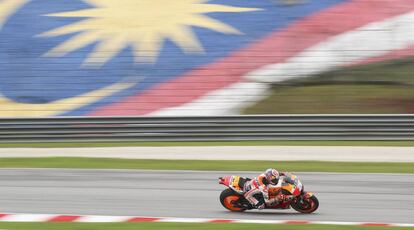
[0,169,413,224]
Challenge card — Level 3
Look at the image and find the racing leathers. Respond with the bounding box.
[243,172,292,209]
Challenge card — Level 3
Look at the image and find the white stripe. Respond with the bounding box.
[156,218,210,223]
[76,215,131,223]
[312,221,361,226]
[0,214,55,222]
[236,219,286,224]
[246,12,414,83]
[392,223,414,227]
[149,81,269,116]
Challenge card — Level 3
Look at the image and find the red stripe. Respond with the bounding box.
[209,219,235,223]
[48,215,81,222]
[0,214,9,219]
[127,217,160,222]
[284,220,311,225]
[359,223,392,227]
[90,0,414,116]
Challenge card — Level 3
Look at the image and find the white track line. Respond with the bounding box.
[76,215,131,223]
[0,213,413,226]
[1,146,413,162]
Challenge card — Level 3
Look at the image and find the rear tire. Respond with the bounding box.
[291,195,319,214]
[219,188,247,212]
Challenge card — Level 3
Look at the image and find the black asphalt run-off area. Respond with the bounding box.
[0,169,413,223]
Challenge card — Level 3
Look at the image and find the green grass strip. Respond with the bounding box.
[0,222,411,230]
[0,158,413,173]
[1,140,414,148]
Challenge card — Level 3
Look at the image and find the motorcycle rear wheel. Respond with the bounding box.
[291,195,319,214]
[219,188,247,212]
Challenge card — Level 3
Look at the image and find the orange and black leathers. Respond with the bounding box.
[244,171,288,208]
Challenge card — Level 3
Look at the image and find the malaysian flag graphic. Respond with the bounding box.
[0,0,413,117]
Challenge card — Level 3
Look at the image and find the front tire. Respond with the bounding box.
[291,195,319,214]
[219,188,247,212]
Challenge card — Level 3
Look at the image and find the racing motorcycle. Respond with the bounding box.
[218,173,319,213]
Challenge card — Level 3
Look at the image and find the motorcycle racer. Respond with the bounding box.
[243,168,293,209]
[219,172,319,213]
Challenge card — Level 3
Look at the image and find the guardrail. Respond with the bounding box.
[1,115,414,142]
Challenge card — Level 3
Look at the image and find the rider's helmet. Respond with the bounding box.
[265,168,280,185]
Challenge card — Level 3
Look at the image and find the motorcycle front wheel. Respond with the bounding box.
[291,195,319,214]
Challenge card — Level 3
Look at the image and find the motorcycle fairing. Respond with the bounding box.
[230,176,244,194]
[219,176,244,194]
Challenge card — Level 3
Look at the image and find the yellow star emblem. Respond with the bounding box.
[39,0,261,67]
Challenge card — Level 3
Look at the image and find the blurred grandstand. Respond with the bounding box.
[0,0,413,117]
